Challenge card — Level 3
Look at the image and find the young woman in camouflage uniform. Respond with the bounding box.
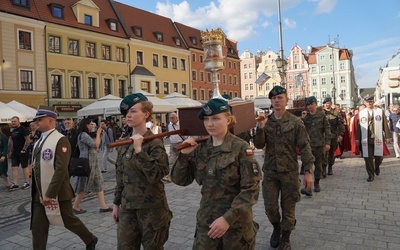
[172,98,262,250]
[113,93,172,250]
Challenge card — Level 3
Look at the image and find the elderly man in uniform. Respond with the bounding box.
[254,86,315,250]
[31,106,97,250]
[322,97,345,177]
[356,95,391,182]
[301,96,331,194]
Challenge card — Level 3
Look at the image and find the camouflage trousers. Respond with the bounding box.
[192,221,259,250]
[323,138,338,167]
[312,146,324,180]
[117,207,172,250]
[262,170,300,231]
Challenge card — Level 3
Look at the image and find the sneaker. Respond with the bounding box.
[9,183,19,191]
[22,182,30,190]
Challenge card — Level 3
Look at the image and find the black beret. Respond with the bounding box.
[306,96,317,105]
[198,98,230,120]
[323,97,332,104]
[120,93,148,116]
[222,94,232,100]
[268,86,287,99]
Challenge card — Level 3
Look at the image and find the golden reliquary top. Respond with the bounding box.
[200,28,225,43]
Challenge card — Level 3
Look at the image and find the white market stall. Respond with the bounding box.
[6,100,37,122]
[162,92,202,108]
[0,101,29,123]
[77,94,122,118]
[138,90,177,113]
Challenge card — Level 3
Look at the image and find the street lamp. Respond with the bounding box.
[276,55,287,87]
[128,84,133,94]
[330,41,336,104]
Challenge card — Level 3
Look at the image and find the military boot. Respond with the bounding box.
[270,222,281,248]
[322,165,327,178]
[314,179,321,192]
[328,164,333,175]
[299,165,305,175]
[278,230,291,250]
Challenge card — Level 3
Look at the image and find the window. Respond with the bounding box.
[84,14,92,25]
[200,55,203,63]
[20,70,33,90]
[233,63,236,69]
[192,54,196,62]
[163,82,169,94]
[153,54,159,67]
[320,65,326,72]
[192,70,197,81]
[222,74,226,84]
[190,37,197,45]
[244,73,247,80]
[244,64,247,69]
[266,83,270,90]
[12,0,29,8]
[330,76,335,84]
[250,84,253,90]
[86,42,96,58]
[207,73,211,82]
[320,55,325,60]
[116,47,124,62]
[49,35,60,53]
[88,77,96,99]
[141,81,149,92]
[155,81,160,94]
[132,26,142,37]
[341,76,346,83]
[69,39,79,56]
[71,76,80,98]
[174,37,181,46]
[51,5,63,19]
[182,84,187,95]
[163,56,168,68]
[322,91,327,98]
[173,83,178,92]
[180,59,186,70]
[313,92,317,97]
[312,79,317,86]
[322,78,326,85]
[200,72,204,81]
[107,20,117,31]
[209,90,213,99]
[258,85,262,91]
[18,30,32,50]
[51,75,62,98]
[192,89,197,100]
[102,45,111,60]
[201,90,205,100]
[229,75,232,84]
[340,90,346,99]
[104,79,112,95]
[155,32,163,42]
[330,65,334,71]
[118,80,125,98]
[137,51,143,65]
[264,66,268,71]
[245,84,248,91]
[340,63,345,70]
[172,57,177,69]
[311,67,316,72]
[249,72,253,79]
[228,62,232,68]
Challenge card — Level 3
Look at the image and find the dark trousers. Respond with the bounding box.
[323,138,338,167]
[31,192,94,250]
[363,144,383,178]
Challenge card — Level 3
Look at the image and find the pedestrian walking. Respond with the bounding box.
[113,93,172,249]
[164,112,184,182]
[0,126,11,188]
[389,105,400,158]
[172,98,262,250]
[100,119,114,173]
[253,86,315,250]
[30,106,97,250]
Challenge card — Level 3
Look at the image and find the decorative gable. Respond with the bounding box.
[71,0,100,27]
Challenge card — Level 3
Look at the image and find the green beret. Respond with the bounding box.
[268,86,287,99]
[198,98,230,120]
[222,94,232,100]
[306,96,317,105]
[120,93,148,116]
[323,97,332,104]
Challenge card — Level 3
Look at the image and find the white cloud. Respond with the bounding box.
[308,0,337,14]
[283,18,296,29]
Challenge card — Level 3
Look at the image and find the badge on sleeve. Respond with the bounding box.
[246,148,254,156]
[252,163,259,175]
[62,146,68,154]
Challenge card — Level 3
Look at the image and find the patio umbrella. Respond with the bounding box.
[137,90,177,113]
[77,94,122,118]
[0,101,28,123]
[162,92,202,108]
[7,100,37,122]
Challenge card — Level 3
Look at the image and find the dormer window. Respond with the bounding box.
[12,0,29,8]
[132,26,142,37]
[107,19,117,31]
[190,37,197,45]
[154,32,163,42]
[229,48,234,54]
[48,3,64,19]
[84,14,92,25]
[174,37,181,46]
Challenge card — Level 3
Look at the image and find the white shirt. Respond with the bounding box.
[168,121,183,144]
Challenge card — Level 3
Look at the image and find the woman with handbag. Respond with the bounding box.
[112,93,172,249]
[71,118,112,214]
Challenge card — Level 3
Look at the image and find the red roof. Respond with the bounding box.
[174,22,203,50]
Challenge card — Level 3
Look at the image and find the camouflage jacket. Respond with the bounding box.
[254,111,315,173]
[172,132,261,227]
[323,109,345,138]
[114,129,170,210]
[301,110,331,147]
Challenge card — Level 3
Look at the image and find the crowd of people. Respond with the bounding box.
[0,87,398,250]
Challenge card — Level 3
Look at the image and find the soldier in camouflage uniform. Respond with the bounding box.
[113,93,172,250]
[253,86,315,250]
[301,96,331,193]
[322,97,345,177]
[172,98,262,250]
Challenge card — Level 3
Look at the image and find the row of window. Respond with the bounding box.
[153,81,187,95]
[311,76,347,85]
[191,71,238,85]
[48,35,126,62]
[192,89,238,101]
[147,53,185,70]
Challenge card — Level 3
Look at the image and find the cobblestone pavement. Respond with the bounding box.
[1,142,400,250]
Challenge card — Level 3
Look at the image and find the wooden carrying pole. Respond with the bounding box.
[107,129,186,148]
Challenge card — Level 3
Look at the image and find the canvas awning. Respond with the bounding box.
[6,100,37,122]
[0,101,29,123]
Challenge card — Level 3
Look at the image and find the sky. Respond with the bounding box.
[118,0,400,89]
